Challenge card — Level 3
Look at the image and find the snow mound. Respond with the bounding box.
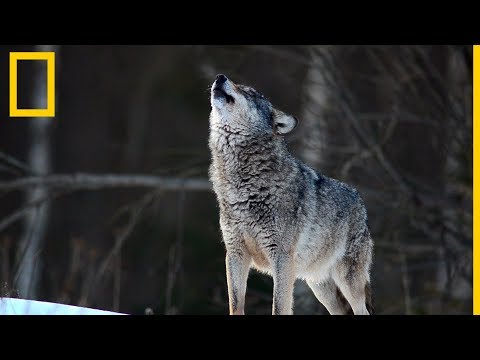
[0,298,126,315]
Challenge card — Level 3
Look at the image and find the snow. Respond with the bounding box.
[0,298,126,315]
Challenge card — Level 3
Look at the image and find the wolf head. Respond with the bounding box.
[210,74,298,137]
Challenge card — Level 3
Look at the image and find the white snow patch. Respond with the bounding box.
[0,298,126,315]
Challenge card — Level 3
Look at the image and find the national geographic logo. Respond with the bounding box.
[9,52,56,117]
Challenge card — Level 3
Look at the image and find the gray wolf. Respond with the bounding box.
[208,74,374,315]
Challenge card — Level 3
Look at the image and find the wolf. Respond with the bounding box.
[208,74,374,315]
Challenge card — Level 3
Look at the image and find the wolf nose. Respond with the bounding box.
[215,74,227,85]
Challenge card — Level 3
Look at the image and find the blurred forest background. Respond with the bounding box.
[0,45,472,314]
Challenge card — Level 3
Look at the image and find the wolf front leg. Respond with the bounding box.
[225,251,251,315]
[272,253,296,315]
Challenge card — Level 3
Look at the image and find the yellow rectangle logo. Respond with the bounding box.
[9,51,55,117]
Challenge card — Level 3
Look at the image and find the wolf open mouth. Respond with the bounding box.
[213,87,235,104]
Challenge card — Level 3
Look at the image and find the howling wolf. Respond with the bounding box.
[208,74,374,315]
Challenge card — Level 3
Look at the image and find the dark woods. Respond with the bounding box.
[0,45,472,314]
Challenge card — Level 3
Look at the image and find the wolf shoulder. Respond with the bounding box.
[303,165,368,222]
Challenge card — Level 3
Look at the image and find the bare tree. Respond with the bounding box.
[293,46,337,314]
[15,45,59,299]
[298,46,336,170]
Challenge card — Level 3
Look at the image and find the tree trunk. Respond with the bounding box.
[15,45,58,299]
[294,46,337,314]
[298,46,335,171]
[436,46,472,311]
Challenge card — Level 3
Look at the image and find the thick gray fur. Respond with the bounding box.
[208,75,374,315]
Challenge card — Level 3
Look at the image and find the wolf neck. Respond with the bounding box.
[210,127,293,186]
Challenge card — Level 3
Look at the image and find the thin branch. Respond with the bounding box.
[340,98,412,195]
[98,192,155,277]
[0,164,22,177]
[113,253,121,312]
[0,150,34,175]
[80,190,159,305]
[396,237,412,315]
[165,190,186,314]
[0,173,212,192]
[0,207,32,234]
[0,190,70,233]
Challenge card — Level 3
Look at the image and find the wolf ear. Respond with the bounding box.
[273,109,298,135]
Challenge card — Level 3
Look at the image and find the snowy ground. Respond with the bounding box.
[0,298,126,315]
